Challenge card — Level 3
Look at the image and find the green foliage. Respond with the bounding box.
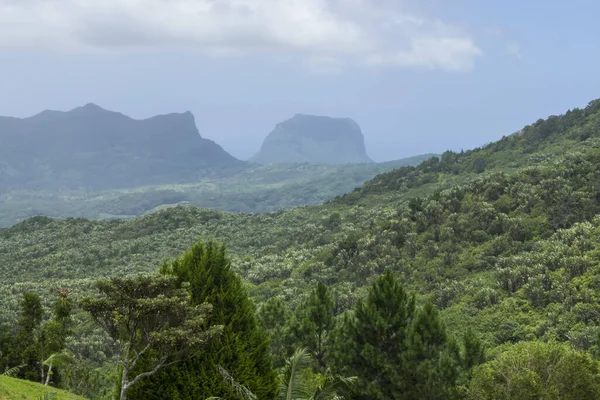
[293,282,335,370]
[129,241,278,400]
[331,270,460,399]
[80,274,222,400]
[0,155,434,227]
[2,99,600,396]
[258,297,294,368]
[468,341,600,399]
[279,348,356,400]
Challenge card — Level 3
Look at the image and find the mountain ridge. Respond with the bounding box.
[0,103,243,191]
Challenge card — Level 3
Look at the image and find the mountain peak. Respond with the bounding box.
[71,103,111,115]
[252,114,372,164]
[0,105,242,191]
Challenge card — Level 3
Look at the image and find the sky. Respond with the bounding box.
[1,0,599,162]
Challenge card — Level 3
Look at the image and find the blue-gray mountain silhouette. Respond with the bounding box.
[0,103,243,190]
[252,114,373,164]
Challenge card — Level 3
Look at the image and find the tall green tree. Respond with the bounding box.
[293,282,334,370]
[258,297,293,368]
[81,274,222,400]
[402,302,460,399]
[12,292,44,381]
[40,288,73,386]
[130,241,278,400]
[331,270,416,400]
[331,270,461,400]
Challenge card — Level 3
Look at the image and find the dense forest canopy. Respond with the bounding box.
[2,99,600,398]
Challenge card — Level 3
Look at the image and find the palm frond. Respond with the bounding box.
[311,375,357,400]
[43,352,73,368]
[280,348,312,400]
[2,364,25,377]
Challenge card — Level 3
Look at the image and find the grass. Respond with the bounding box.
[0,376,85,400]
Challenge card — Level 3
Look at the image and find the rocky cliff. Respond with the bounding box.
[251,114,373,164]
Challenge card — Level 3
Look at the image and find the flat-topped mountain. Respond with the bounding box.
[0,104,243,190]
[251,114,373,164]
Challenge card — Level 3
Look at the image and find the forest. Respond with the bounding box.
[2,99,600,399]
[0,154,433,228]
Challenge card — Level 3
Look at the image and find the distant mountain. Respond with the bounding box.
[251,114,373,164]
[0,103,243,190]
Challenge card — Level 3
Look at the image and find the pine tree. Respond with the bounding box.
[402,302,459,399]
[258,297,293,368]
[13,292,44,381]
[293,282,334,370]
[331,270,415,400]
[129,240,278,399]
[331,270,461,400]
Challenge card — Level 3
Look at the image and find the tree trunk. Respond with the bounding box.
[40,359,45,385]
[44,364,52,386]
[120,365,129,400]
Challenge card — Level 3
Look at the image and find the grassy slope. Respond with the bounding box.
[0,376,84,400]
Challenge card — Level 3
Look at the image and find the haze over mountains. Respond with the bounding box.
[0,104,431,226]
[0,103,243,191]
[252,114,373,164]
[0,104,381,193]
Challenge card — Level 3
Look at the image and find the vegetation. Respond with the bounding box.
[0,375,84,400]
[130,242,278,399]
[80,275,222,400]
[0,155,433,227]
[2,99,600,397]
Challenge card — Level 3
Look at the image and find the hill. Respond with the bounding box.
[2,99,600,397]
[0,103,243,191]
[251,114,373,164]
[0,375,85,400]
[0,154,434,227]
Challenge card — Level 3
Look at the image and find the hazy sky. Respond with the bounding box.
[1,0,599,161]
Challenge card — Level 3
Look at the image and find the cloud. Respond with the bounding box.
[505,43,523,59]
[0,0,482,72]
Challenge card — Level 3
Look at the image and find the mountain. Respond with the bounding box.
[0,103,243,191]
[3,99,600,397]
[251,114,373,164]
[0,153,435,227]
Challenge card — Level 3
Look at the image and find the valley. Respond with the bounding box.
[2,99,600,398]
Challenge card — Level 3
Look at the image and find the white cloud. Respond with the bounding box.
[0,0,482,72]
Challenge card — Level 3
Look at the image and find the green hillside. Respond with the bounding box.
[0,154,434,227]
[2,99,600,398]
[0,375,85,400]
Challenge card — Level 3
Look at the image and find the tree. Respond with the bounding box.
[293,282,335,370]
[331,269,416,400]
[402,302,460,399]
[212,349,356,400]
[468,341,600,399]
[81,274,222,400]
[13,292,44,381]
[129,241,278,400]
[331,270,461,400]
[40,289,73,386]
[43,352,73,386]
[279,348,356,400]
[258,297,294,368]
[0,290,74,386]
